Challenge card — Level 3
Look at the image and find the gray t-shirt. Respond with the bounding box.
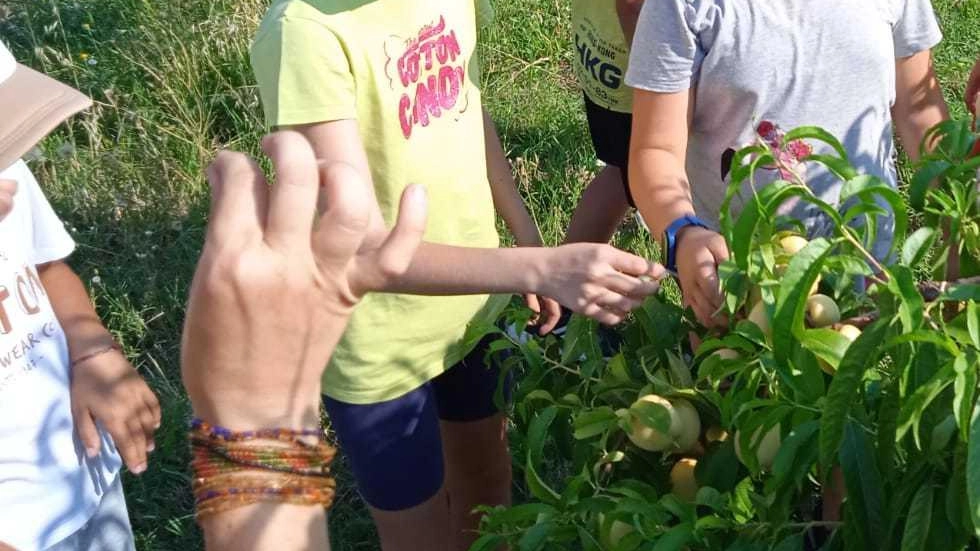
[626,0,942,257]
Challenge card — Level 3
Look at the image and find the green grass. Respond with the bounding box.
[1,0,978,549]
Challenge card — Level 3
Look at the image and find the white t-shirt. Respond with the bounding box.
[0,160,121,551]
[626,0,942,259]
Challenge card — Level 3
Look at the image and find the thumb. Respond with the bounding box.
[312,162,373,269]
[373,185,428,281]
[74,408,102,458]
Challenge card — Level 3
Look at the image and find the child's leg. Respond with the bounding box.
[45,476,136,551]
[324,385,451,551]
[565,165,632,243]
[564,95,634,244]
[433,339,514,551]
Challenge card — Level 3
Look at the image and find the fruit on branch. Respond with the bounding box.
[779,235,809,255]
[598,514,634,549]
[735,425,781,471]
[711,348,740,361]
[747,301,772,337]
[705,426,729,443]
[818,324,861,375]
[806,294,841,328]
[628,395,701,453]
[670,458,700,502]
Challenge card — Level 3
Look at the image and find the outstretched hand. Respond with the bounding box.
[181,131,427,431]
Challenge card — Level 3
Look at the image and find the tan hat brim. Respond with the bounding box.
[0,63,92,172]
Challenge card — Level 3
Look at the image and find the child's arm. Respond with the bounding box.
[630,88,729,328]
[483,109,563,332]
[288,120,665,326]
[893,49,949,160]
[38,261,160,475]
[616,0,645,45]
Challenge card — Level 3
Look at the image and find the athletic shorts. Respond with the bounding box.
[323,336,512,512]
[583,93,635,207]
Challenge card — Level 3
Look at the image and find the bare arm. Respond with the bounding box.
[287,120,665,324]
[39,261,160,474]
[893,49,949,160]
[483,108,542,247]
[629,88,728,326]
[616,0,645,46]
[968,56,980,116]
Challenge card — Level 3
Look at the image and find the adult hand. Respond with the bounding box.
[0,179,15,221]
[71,347,160,475]
[181,131,427,431]
[675,226,729,327]
[535,243,665,326]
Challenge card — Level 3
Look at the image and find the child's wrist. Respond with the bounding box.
[70,335,122,369]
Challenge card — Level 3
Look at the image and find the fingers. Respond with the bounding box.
[312,162,373,269]
[205,151,268,246]
[262,132,321,248]
[600,271,662,299]
[609,249,667,280]
[537,297,563,335]
[73,408,101,459]
[966,60,980,115]
[582,302,627,326]
[118,418,149,475]
[374,184,428,280]
[140,392,161,452]
[524,294,541,315]
[0,179,16,220]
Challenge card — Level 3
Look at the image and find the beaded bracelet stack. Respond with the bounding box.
[189,419,337,519]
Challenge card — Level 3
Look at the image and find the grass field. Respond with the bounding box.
[2,0,979,549]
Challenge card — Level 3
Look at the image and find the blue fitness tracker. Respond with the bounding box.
[663,214,710,274]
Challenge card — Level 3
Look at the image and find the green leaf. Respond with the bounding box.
[769,420,820,490]
[887,266,924,332]
[902,227,938,267]
[524,451,560,505]
[901,483,934,551]
[839,422,885,546]
[968,302,980,350]
[801,328,851,372]
[819,320,888,473]
[967,400,980,536]
[469,534,506,551]
[910,160,952,209]
[491,503,558,525]
[651,524,693,551]
[772,534,805,551]
[940,284,980,303]
[896,360,955,445]
[528,406,558,463]
[573,407,617,440]
[954,352,978,442]
[629,400,671,435]
[517,520,553,551]
[806,154,859,181]
[839,175,909,255]
[772,238,834,366]
[877,376,903,478]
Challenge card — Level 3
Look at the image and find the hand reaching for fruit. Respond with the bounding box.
[674,225,730,328]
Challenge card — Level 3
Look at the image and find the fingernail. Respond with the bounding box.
[85,447,99,458]
[131,463,147,475]
[147,442,156,453]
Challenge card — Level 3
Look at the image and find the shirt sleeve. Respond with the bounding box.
[892,0,943,58]
[625,0,706,93]
[475,0,494,30]
[11,162,75,265]
[250,14,357,128]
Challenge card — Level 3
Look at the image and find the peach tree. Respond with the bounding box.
[469,120,980,551]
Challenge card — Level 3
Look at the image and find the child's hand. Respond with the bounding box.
[675,226,729,327]
[524,293,562,334]
[535,243,664,325]
[0,179,16,221]
[71,347,160,475]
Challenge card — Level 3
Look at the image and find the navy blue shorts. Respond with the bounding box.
[323,337,512,511]
[583,93,635,207]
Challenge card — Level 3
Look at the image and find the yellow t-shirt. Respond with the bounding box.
[571,0,633,113]
[251,0,508,404]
